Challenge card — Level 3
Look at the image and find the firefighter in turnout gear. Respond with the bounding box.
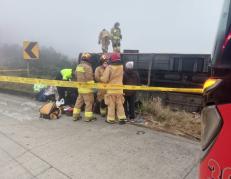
[98,29,111,53]
[73,53,95,122]
[100,53,126,124]
[94,54,109,117]
[111,22,122,52]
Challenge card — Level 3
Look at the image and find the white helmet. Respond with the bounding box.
[125,61,134,69]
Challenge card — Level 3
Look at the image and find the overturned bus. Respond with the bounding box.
[79,53,211,88]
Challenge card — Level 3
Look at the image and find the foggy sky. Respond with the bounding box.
[0,0,224,58]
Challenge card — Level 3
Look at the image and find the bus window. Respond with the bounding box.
[212,0,231,66]
[182,58,195,72]
[173,57,180,72]
[197,58,204,72]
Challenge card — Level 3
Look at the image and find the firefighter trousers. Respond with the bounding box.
[97,90,107,116]
[73,93,94,120]
[101,39,110,53]
[112,39,121,52]
[104,94,126,122]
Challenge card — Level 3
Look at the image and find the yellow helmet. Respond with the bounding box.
[81,53,92,61]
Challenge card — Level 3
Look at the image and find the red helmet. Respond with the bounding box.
[110,53,121,62]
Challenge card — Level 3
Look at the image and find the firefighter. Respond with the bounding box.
[94,54,109,117]
[98,29,111,53]
[111,22,122,52]
[73,53,95,122]
[100,52,126,124]
[55,68,75,101]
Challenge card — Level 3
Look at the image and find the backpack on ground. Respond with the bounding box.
[39,102,61,120]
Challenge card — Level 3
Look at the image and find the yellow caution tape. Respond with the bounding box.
[0,75,203,94]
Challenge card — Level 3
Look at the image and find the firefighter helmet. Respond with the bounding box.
[100,54,109,63]
[115,22,120,27]
[81,53,92,61]
[110,52,121,62]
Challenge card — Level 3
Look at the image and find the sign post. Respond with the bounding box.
[26,62,30,77]
[23,41,40,76]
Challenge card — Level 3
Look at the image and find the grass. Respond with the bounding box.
[0,71,51,94]
[140,97,201,140]
[0,82,34,94]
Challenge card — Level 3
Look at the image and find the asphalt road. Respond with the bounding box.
[0,92,200,179]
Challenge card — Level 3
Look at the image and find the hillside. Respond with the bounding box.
[0,44,75,78]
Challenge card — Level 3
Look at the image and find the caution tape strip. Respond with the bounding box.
[0,75,203,94]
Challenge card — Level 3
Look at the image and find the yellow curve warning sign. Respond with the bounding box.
[23,41,40,60]
[0,76,203,94]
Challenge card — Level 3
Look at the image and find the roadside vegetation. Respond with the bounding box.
[0,43,74,93]
[0,82,33,94]
[139,97,201,141]
[0,43,74,78]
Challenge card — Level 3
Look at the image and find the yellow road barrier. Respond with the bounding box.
[0,76,203,94]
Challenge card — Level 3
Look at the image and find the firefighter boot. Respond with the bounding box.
[73,113,81,121]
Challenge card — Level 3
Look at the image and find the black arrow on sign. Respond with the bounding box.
[25,42,37,58]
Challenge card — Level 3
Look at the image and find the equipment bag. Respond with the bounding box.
[39,102,61,120]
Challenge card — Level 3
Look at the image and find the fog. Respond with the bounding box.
[0,0,224,58]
